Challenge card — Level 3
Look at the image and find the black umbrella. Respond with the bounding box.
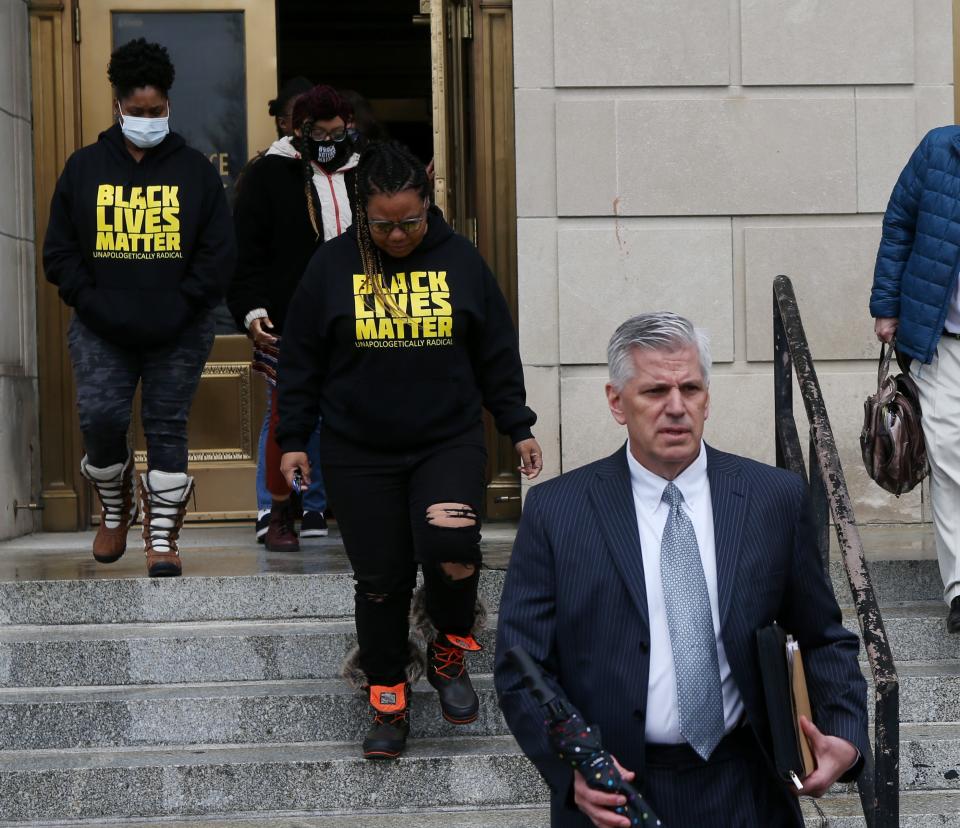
[506,646,663,827]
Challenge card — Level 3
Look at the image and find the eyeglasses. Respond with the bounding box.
[309,126,347,142]
[368,215,426,236]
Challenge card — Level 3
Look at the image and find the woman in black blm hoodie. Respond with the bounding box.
[43,38,235,577]
[277,141,543,760]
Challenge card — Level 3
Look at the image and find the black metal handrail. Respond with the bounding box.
[773,275,899,828]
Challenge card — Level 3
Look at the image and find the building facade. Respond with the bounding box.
[514,0,956,525]
[0,0,955,538]
[0,0,40,540]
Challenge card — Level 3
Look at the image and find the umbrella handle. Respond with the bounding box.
[505,645,561,710]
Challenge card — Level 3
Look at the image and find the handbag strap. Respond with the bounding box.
[878,338,896,387]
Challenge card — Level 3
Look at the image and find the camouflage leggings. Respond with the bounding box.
[67,312,215,471]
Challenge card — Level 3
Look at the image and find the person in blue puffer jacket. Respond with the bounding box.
[870,125,960,634]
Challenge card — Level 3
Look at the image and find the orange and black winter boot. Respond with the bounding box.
[427,633,481,724]
[362,682,410,760]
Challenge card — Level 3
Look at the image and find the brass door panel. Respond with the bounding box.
[130,335,267,520]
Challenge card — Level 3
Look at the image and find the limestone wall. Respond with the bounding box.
[0,0,40,539]
[514,0,954,522]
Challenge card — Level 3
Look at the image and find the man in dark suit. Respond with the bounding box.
[494,312,868,827]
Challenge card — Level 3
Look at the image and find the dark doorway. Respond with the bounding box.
[276,0,434,164]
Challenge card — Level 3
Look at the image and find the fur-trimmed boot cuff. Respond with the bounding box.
[340,640,425,691]
[409,584,488,644]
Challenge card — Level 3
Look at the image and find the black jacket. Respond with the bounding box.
[43,123,235,347]
[277,208,536,453]
[227,153,357,334]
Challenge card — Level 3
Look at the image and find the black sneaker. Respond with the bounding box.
[255,509,270,544]
[427,634,481,724]
[300,510,328,538]
[948,597,960,634]
[363,683,410,760]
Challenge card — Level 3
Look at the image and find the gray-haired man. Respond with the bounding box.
[494,312,867,826]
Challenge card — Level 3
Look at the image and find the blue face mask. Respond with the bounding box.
[117,102,170,149]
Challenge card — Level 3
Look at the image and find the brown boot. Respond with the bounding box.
[265,498,300,552]
[80,454,137,563]
[139,470,193,577]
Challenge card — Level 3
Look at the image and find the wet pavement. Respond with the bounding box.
[0,523,519,582]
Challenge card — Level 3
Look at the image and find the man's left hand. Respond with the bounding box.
[796,715,859,797]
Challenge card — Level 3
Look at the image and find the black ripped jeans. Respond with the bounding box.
[320,425,487,687]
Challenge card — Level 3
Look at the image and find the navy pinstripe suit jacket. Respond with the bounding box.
[494,444,869,827]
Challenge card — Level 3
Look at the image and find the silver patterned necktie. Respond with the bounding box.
[660,481,725,760]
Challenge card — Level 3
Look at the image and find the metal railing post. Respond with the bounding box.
[772,275,899,828]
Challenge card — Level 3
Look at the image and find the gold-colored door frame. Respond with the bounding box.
[430,0,520,518]
[30,0,86,530]
[30,0,278,528]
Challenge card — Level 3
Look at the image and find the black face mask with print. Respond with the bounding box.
[309,136,354,172]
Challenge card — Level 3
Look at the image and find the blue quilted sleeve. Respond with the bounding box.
[870,130,933,319]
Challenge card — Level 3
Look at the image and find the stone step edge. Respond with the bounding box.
[0,734,524,770]
[0,675,495,703]
[2,598,953,640]
[0,805,549,828]
[4,658,960,702]
[2,722,958,770]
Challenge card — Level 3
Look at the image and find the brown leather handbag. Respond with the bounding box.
[860,341,928,496]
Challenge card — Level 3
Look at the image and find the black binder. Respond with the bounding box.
[756,623,816,790]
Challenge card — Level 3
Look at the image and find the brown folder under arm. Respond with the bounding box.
[756,623,817,789]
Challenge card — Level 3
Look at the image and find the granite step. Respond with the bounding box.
[843,601,959,662]
[5,793,960,828]
[0,736,548,823]
[0,677,510,750]
[4,659,960,752]
[0,558,943,627]
[0,618,499,688]
[3,598,956,688]
[0,723,959,823]
[0,571,509,626]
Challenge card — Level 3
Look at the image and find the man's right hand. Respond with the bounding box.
[874,317,898,343]
[573,757,635,828]
[250,316,278,347]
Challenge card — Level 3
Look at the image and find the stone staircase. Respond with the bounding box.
[0,525,957,827]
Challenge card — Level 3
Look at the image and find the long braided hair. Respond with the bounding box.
[354,141,431,318]
[290,85,353,240]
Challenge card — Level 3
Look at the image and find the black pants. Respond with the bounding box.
[67,312,215,472]
[321,427,487,687]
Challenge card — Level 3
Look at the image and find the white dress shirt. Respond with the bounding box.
[626,442,745,745]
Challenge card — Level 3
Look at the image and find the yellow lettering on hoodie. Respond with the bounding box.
[354,295,374,319]
[161,208,180,231]
[97,185,115,207]
[353,274,371,295]
[356,319,378,339]
[123,208,144,233]
[128,188,147,210]
[96,207,112,231]
[95,231,115,250]
[144,208,162,234]
[163,186,179,207]
[428,271,448,292]
[410,272,428,292]
[146,186,162,207]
